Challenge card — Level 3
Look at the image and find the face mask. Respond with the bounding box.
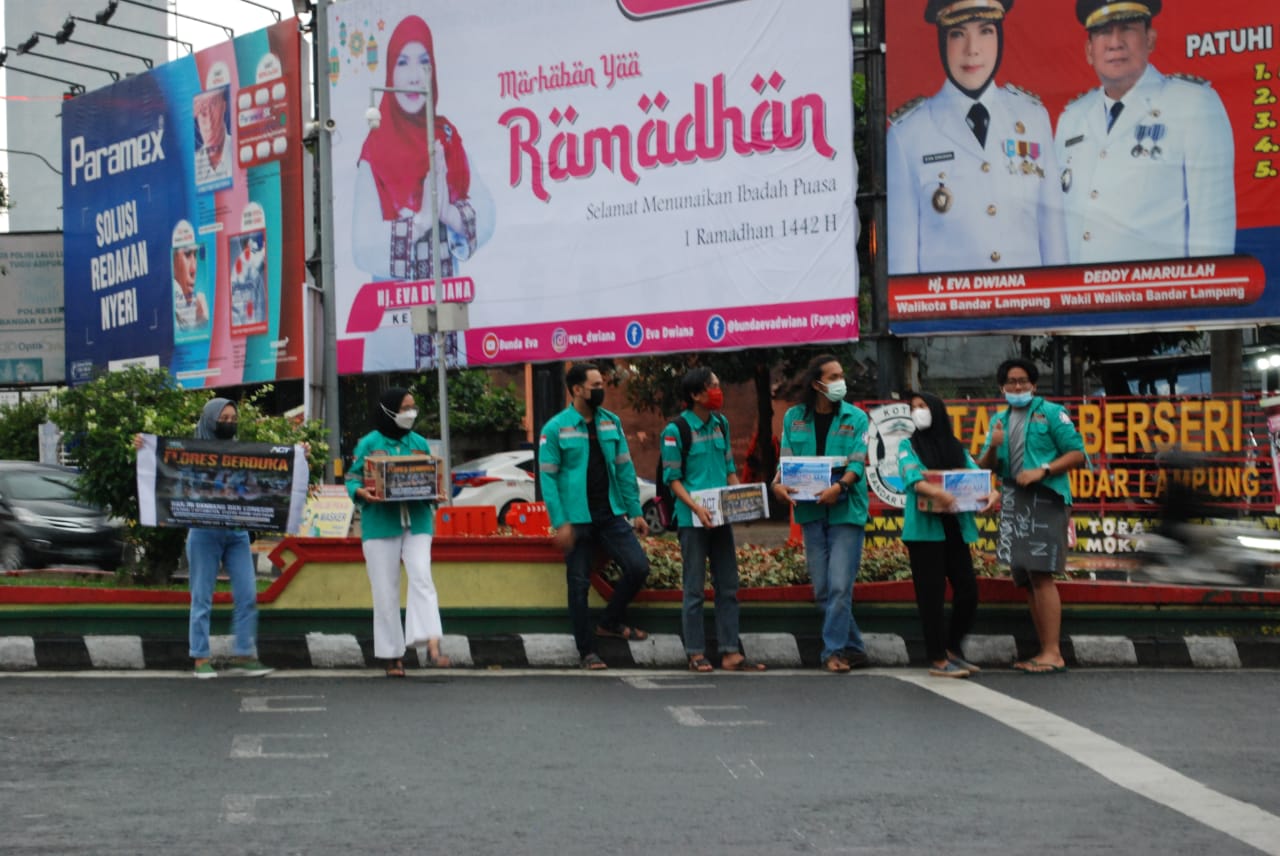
[821,379,847,403]
[704,388,724,410]
[394,408,418,430]
[1005,391,1033,408]
[213,421,237,440]
[586,388,605,409]
[911,409,932,431]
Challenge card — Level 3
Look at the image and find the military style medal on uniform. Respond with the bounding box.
[932,175,952,213]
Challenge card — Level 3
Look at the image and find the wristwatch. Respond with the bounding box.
[1042,466,1052,479]
[837,480,850,495]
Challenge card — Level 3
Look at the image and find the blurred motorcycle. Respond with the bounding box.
[1133,448,1279,587]
[1136,520,1278,588]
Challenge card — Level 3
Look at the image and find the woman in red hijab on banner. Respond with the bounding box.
[353,14,493,289]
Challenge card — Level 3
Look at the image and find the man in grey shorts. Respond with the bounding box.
[978,358,1087,673]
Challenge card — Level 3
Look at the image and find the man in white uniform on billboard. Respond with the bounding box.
[1053,0,1235,263]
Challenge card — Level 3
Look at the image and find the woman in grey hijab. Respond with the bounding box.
[184,398,273,678]
[136,399,273,678]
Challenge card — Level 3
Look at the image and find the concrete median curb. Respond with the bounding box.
[2,631,1278,672]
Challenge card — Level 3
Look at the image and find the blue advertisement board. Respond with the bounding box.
[61,21,306,387]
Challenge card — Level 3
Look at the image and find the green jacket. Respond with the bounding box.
[897,438,981,543]
[779,401,870,526]
[979,396,1087,505]
[538,405,643,529]
[661,410,735,529]
[345,430,436,540]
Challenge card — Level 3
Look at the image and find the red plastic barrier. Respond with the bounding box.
[435,505,499,537]
[506,501,552,536]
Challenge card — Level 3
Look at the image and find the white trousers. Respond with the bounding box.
[362,531,442,659]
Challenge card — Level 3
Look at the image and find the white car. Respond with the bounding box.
[451,449,659,528]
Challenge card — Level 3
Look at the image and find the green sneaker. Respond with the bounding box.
[226,659,274,677]
[193,662,217,679]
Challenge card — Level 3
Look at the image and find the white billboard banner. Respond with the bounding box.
[0,233,64,384]
[327,0,858,372]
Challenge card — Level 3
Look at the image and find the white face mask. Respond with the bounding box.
[911,408,932,431]
[394,408,418,430]
[821,379,847,403]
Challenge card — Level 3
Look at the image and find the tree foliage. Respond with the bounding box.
[337,370,524,456]
[413,369,525,438]
[0,395,54,461]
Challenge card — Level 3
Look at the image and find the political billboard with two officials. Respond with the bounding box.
[886,0,1280,335]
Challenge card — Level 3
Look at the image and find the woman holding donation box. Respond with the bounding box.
[347,387,450,677]
[898,391,998,679]
[772,355,871,673]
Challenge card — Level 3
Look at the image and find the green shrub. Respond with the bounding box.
[604,535,1003,589]
[0,394,54,461]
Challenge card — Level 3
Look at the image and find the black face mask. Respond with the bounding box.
[214,421,237,440]
[586,388,605,409]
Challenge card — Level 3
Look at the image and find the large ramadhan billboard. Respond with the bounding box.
[885,1,1280,335]
[326,0,859,373]
[61,21,307,388]
[0,233,63,384]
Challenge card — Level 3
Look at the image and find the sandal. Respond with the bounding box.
[823,654,851,673]
[595,623,649,641]
[581,652,608,670]
[384,659,406,678]
[721,655,766,672]
[688,654,714,673]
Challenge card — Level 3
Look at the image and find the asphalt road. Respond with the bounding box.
[3,668,1278,855]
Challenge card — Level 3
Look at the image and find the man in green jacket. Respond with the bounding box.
[771,354,871,672]
[663,367,763,672]
[978,358,1087,674]
[539,363,650,670]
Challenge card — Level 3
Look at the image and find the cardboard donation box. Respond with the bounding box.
[916,470,992,513]
[365,454,440,501]
[779,456,845,501]
[690,483,770,528]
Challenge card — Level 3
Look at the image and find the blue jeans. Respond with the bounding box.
[186,528,257,659]
[565,514,650,656]
[801,520,866,661]
[678,525,740,657]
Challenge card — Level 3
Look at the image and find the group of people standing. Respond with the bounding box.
[535,354,1086,678]
[166,355,1086,681]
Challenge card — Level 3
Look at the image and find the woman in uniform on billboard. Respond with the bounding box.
[887,0,1067,275]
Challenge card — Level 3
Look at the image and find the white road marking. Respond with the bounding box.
[666,705,767,727]
[619,675,714,690]
[240,695,327,713]
[220,792,331,825]
[717,755,765,780]
[895,674,1280,856]
[229,733,330,759]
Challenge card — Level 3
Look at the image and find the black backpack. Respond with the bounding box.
[653,416,693,530]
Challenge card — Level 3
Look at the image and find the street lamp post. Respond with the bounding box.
[366,80,467,504]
